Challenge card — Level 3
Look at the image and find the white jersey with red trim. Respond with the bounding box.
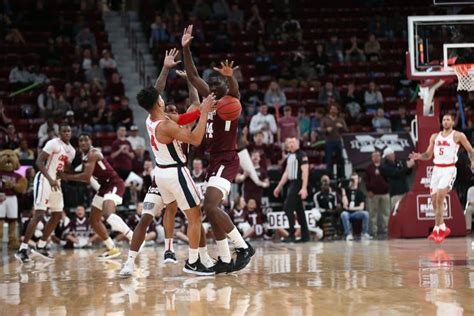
[145,115,187,166]
[433,131,459,165]
[41,138,76,180]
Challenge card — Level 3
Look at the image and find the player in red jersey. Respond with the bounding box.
[182,25,255,273]
[58,134,135,259]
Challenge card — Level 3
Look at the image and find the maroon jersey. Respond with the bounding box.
[83,148,121,187]
[64,216,91,238]
[228,208,248,224]
[205,111,238,154]
[242,166,267,204]
[0,171,23,196]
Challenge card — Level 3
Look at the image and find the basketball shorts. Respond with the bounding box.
[33,172,63,212]
[142,179,165,217]
[92,178,125,210]
[205,151,240,197]
[153,166,200,211]
[0,195,18,219]
[430,166,457,194]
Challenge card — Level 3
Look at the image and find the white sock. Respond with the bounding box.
[199,246,213,266]
[165,238,174,252]
[107,214,133,237]
[439,223,446,231]
[189,248,199,264]
[20,242,29,250]
[216,239,232,263]
[37,239,47,249]
[434,226,439,233]
[126,250,138,264]
[227,227,248,249]
[104,237,115,250]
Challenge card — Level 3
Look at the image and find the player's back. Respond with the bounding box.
[42,138,75,180]
[433,131,459,165]
[205,111,238,154]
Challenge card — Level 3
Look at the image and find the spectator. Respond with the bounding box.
[51,211,71,246]
[111,126,134,180]
[247,131,277,168]
[364,81,384,111]
[281,13,302,43]
[8,62,31,85]
[54,15,73,43]
[314,174,339,237]
[85,61,106,86]
[126,125,145,151]
[227,3,244,33]
[243,199,265,239]
[465,186,474,234]
[0,100,12,132]
[340,173,372,241]
[211,0,229,20]
[242,82,264,117]
[132,145,147,176]
[99,49,117,72]
[381,148,414,210]
[246,4,264,32]
[37,118,59,141]
[318,82,341,106]
[345,35,366,62]
[342,82,362,122]
[75,26,97,54]
[264,81,287,110]
[249,104,277,144]
[38,127,56,149]
[91,97,113,132]
[298,107,311,141]
[81,47,93,70]
[2,123,22,150]
[193,0,212,20]
[235,151,269,205]
[113,96,134,129]
[64,111,82,140]
[67,61,86,83]
[372,108,392,133]
[52,93,72,119]
[364,151,390,236]
[73,98,94,132]
[212,23,232,53]
[278,106,299,143]
[191,158,206,183]
[106,72,125,102]
[364,33,381,61]
[321,104,348,178]
[312,43,329,75]
[228,196,251,236]
[326,35,344,63]
[15,139,35,160]
[63,206,100,248]
[310,108,324,135]
[255,43,277,78]
[391,106,413,132]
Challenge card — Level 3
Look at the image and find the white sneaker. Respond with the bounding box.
[346,234,354,241]
[119,262,134,278]
[361,233,373,240]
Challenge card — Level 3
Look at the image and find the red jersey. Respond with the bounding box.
[83,148,121,187]
[205,110,238,154]
[0,171,23,196]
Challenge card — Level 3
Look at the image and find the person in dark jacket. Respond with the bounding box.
[380,148,414,210]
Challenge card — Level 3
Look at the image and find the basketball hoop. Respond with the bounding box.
[453,64,474,91]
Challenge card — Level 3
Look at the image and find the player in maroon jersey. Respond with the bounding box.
[58,134,135,260]
[182,25,255,273]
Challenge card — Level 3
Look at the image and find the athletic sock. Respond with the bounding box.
[434,225,439,233]
[216,239,232,263]
[107,214,133,237]
[20,242,29,250]
[104,237,115,250]
[189,248,199,264]
[439,223,446,231]
[227,227,248,249]
[199,246,213,266]
[127,250,138,264]
[165,238,174,252]
[37,239,47,249]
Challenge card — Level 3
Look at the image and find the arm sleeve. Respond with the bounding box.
[177,109,201,125]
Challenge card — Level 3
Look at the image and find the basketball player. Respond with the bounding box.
[15,124,76,263]
[58,134,135,259]
[410,113,474,243]
[182,25,255,273]
[126,87,215,276]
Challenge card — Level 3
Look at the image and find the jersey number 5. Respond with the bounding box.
[439,147,444,156]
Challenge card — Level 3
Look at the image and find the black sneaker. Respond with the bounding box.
[15,248,31,263]
[210,257,234,274]
[182,258,215,276]
[233,241,255,272]
[31,247,54,261]
[164,250,177,264]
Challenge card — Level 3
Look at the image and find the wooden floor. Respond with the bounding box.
[1,238,473,315]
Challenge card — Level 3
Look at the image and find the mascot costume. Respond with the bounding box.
[0,150,27,249]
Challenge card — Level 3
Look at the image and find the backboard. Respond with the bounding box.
[408,15,474,79]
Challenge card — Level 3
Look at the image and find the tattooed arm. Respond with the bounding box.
[409,134,436,161]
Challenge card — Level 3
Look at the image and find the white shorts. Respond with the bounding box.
[0,195,18,219]
[153,166,200,211]
[91,193,123,210]
[142,185,165,217]
[33,172,63,212]
[206,176,232,198]
[430,166,457,194]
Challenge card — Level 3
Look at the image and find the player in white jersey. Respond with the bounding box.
[15,124,76,263]
[410,113,474,243]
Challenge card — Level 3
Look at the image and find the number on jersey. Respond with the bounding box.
[439,147,444,156]
[206,122,214,138]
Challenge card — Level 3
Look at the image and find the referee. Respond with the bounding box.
[273,137,310,243]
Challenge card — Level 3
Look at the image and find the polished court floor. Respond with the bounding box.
[0,238,473,315]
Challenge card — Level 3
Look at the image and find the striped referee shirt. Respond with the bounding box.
[286,149,308,180]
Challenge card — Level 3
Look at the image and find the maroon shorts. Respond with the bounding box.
[92,178,126,210]
[205,151,240,196]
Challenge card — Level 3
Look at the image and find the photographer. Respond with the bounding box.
[340,173,372,241]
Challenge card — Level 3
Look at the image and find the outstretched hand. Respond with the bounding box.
[213,60,238,77]
[163,48,181,69]
[408,152,421,161]
[181,25,194,48]
[200,93,217,113]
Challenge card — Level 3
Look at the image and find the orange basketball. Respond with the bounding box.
[217,95,241,121]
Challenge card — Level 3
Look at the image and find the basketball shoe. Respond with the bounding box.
[32,246,55,261]
[435,226,451,244]
[98,247,121,260]
[15,248,31,263]
[233,241,255,272]
[183,258,215,276]
[164,250,177,264]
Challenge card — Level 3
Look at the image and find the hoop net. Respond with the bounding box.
[453,64,474,91]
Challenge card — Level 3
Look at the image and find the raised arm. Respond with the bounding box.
[155,48,181,94]
[409,133,436,161]
[213,60,240,99]
[182,25,211,97]
[58,150,100,183]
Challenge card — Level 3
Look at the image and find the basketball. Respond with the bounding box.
[216,95,241,121]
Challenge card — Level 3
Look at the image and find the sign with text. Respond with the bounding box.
[416,194,452,220]
[267,211,318,229]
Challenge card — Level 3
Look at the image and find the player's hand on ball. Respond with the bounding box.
[176,70,187,79]
[201,93,217,113]
[181,25,194,48]
[163,48,181,69]
[213,60,239,77]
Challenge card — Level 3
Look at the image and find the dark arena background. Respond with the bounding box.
[1,0,474,315]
